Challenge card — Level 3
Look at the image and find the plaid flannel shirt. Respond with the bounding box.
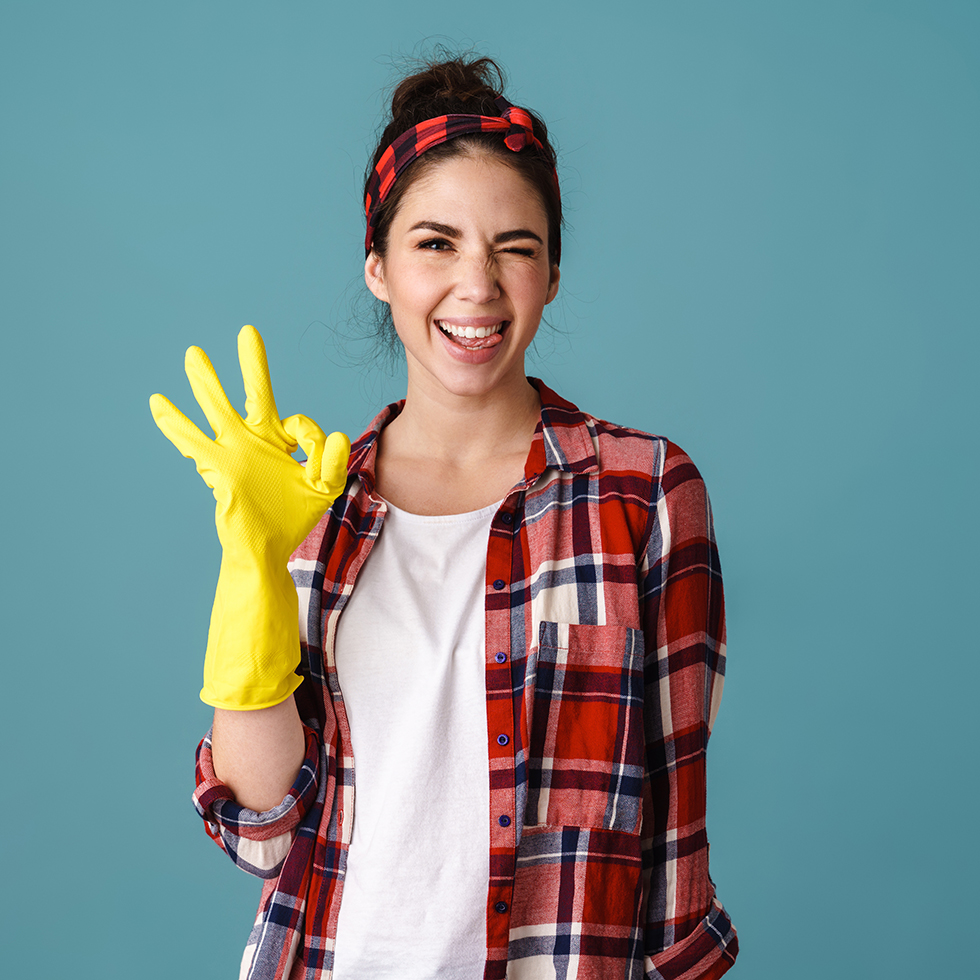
[193,381,737,980]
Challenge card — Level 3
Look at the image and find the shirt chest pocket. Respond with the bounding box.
[524,621,646,835]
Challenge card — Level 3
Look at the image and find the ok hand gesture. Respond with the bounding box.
[150,325,350,709]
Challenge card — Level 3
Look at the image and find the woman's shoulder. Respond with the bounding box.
[590,414,706,483]
[536,380,702,485]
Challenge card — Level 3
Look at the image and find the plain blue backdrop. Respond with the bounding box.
[2,1,977,977]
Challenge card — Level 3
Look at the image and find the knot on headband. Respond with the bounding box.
[499,104,539,152]
[364,96,554,254]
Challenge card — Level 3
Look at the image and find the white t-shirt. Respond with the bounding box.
[331,498,497,980]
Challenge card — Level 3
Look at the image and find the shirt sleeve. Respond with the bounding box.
[640,441,738,979]
[192,723,322,880]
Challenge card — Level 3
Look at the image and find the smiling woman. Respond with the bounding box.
[151,54,738,980]
[363,152,560,492]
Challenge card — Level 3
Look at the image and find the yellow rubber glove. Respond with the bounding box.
[149,325,350,709]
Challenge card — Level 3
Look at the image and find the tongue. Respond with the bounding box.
[448,330,504,350]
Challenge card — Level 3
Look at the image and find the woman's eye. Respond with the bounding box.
[418,238,451,251]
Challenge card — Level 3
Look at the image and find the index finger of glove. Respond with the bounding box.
[282,413,327,478]
[184,344,241,441]
[238,325,284,432]
[149,392,216,463]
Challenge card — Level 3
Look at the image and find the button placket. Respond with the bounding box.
[484,497,520,955]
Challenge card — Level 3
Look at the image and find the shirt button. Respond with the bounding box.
[497,734,509,746]
[494,901,508,914]
[337,810,343,824]
[494,652,507,664]
[500,512,513,525]
[492,579,505,590]
[498,814,511,827]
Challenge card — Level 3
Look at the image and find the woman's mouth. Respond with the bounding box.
[436,320,507,350]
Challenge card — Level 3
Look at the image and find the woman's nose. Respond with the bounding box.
[453,253,501,303]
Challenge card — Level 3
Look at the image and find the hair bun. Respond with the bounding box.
[390,56,504,124]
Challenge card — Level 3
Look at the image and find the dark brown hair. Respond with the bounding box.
[364,55,562,266]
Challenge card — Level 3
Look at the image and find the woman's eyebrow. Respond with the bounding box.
[494,229,543,245]
[409,221,460,236]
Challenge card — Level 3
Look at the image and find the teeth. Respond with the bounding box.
[438,321,503,339]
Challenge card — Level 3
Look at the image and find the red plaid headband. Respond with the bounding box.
[364,96,557,254]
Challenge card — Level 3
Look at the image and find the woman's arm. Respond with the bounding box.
[211,697,307,813]
[640,440,737,977]
[150,326,347,808]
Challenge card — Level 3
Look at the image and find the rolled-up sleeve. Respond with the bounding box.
[192,724,321,879]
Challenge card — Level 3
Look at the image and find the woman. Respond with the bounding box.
[151,56,737,980]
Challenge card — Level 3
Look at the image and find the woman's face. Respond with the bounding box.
[365,151,560,402]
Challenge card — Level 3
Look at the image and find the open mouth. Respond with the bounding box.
[436,320,508,350]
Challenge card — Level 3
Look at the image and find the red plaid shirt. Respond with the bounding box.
[193,381,737,980]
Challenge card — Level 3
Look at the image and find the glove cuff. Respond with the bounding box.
[199,557,304,710]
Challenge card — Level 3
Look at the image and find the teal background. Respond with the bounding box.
[2,1,977,976]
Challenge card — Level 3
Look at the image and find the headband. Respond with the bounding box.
[364,95,557,255]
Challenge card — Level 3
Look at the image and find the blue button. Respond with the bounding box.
[501,512,513,525]
[494,652,507,664]
[497,733,510,746]
[494,901,508,914]
[498,814,511,827]
[492,579,505,590]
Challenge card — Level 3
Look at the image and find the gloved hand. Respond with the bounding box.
[150,325,350,709]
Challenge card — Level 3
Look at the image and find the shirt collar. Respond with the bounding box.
[346,378,599,497]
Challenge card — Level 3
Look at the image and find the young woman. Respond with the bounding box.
[151,56,737,980]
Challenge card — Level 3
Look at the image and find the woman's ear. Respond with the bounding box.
[545,264,560,305]
[364,251,389,303]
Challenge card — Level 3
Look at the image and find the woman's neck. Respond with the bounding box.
[373,372,541,515]
[385,371,541,466]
